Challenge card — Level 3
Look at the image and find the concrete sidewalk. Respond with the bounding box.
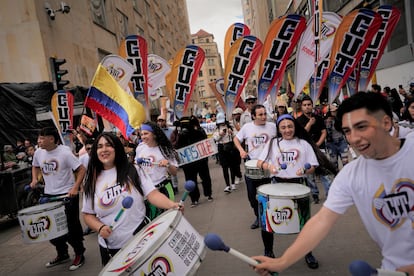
[0,158,381,275]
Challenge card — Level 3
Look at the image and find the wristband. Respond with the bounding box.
[98,224,106,234]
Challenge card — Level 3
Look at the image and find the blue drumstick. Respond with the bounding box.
[204,233,279,275]
[204,233,258,266]
[349,260,407,276]
[179,180,196,206]
[280,163,287,170]
[301,163,311,174]
[110,196,134,229]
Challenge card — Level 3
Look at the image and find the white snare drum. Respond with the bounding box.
[17,201,68,243]
[257,183,310,234]
[100,209,206,276]
[244,160,269,179]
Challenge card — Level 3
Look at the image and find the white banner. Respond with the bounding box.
[177,138,218,166]
[148,54,171,100]
[294,12,341,99]
[101,54,134,93]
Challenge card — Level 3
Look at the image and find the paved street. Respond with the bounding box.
[0,158,382,275]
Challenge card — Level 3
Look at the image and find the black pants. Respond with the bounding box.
[244,176,270,217]
[47,195,85,257]
[182,159,212,202]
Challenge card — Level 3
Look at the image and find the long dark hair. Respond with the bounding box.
[83,132,143,207]
[264,116,337,175]
[141,121,178,162]
[401,98,414,123]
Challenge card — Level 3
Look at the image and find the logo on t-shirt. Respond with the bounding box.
[250,133,270,149]
[373,180,414,229]
[42,159,58,175]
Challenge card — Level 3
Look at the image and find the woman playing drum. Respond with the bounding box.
[134,121,179,220]
[82,132,181,265]
[257,114,335,269]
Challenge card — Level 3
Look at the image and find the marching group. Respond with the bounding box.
[2,83,414,274]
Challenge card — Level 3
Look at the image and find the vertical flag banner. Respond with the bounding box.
[309,57,330,101]
[84,64,146,138]
[224,23,250,65]
[358,5,401,92]
[209,78,226,111]
[101,54,134,92]
[119,35,149,108]
[346,62,360,97]
[51,90,74,146]
[224,35,262,119]
[147,54,171,100]
[327,9,382,103]
[294,12,341,102]
[170,45,205,119]
[258,14,306,104]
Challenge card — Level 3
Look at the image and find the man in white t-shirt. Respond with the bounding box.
[252,92,414,275]
[234,104,277,257]
[30,127,86,271]
[240,94,257,128]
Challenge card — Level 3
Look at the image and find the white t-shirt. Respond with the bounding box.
[82,166,155,249]
[258,138,319,178]
[134,143,178,185]
[240,110,252,128]
[79,154,89,168]
[324,137,414,271]
[235,121,277,160]
[33,145,81,195]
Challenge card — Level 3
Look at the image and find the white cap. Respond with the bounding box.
[232,107,243,115]
[245,94,257,101]
[216,112,225,124]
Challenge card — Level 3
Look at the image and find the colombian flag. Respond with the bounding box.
[85,64,146,138]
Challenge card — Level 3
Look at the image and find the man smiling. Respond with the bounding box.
[252,92,414,275]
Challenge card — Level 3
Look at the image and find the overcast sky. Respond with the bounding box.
[186,0,244,61]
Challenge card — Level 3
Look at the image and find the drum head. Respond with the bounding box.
[257,183,310,199]
[244,160,258,167]
[18,201,63,216]
[101,209,181,275]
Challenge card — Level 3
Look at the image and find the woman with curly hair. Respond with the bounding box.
[82,132,180,265]
[134,121,179,219]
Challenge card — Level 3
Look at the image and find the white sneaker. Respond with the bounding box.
[224,186,231,193]
[235,177,243,185]
[231,184,237,190]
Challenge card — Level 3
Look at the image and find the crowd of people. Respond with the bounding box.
[1,82,413,275]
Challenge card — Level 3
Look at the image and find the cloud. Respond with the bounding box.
[187,0,243,62]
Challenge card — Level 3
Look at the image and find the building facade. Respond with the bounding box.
[0,0,193,115]
[191,29,224,115]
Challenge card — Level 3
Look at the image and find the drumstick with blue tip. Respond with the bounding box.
[110,196,134,229]
[349,260,408,276]
[204,233,279,275]
[179,180,196,207]
[39,194,69,204]
[300,163,311,175]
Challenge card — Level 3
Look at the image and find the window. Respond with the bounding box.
[199,71,203,77]
[209,69,216,76]
[117,10,128,39]
[207,58,214,66]
[91,0,107,27]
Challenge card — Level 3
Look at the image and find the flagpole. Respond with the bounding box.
[313,0,320,104]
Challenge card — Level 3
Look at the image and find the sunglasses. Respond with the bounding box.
[246,100,256,104]
[157,119,165,122]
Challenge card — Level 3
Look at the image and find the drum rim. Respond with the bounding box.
[257,183,311,199]
[244,159,259,166]
[17,201,64,216]
[102,209,182,273]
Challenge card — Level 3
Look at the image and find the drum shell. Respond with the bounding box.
[244,160,270,179]
[17,201,68,243]
[257,183,310,234]
[100,209,206,276]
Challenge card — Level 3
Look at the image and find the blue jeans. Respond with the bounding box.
[326,139,349,169]
[305,173,332,197]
